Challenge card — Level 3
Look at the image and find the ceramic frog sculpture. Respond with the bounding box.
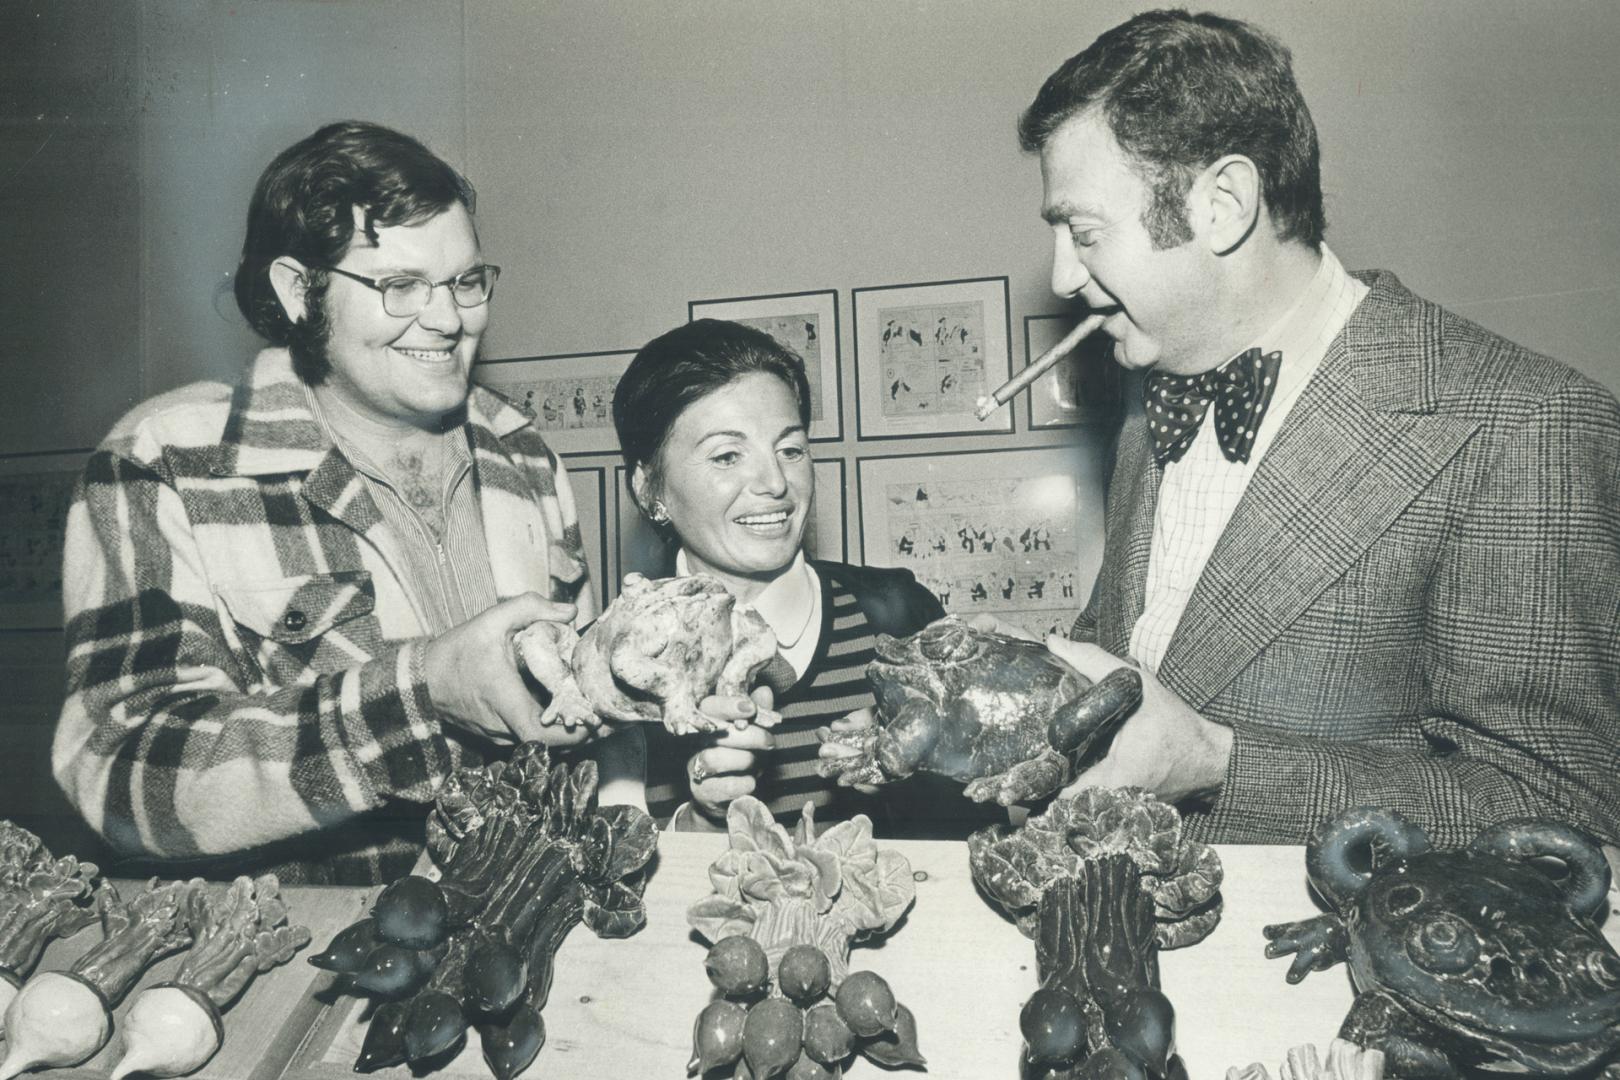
[517,573,780,736]
[1263,806,1620,1078]
[818,616,1141,805]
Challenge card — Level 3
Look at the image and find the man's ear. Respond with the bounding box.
[267,257,312,323]
[1198,154,1262,256]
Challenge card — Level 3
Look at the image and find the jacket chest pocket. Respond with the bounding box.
[215,571,379,679]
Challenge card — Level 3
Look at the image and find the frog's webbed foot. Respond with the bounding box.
[1047,666,1142,761]
[518,623,599,730]
[663,694,711,736]
[963,749,1067,806]
[1340,989,1457,1079]
[1262,914,1349,983]
[815,726,886,787]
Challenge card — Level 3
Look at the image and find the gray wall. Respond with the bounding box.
[4,0,1618,854]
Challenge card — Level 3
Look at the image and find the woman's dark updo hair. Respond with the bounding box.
[613,319,813,511]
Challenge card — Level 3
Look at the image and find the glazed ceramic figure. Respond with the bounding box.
[968,786,1223,948]
[818,617,1142,805]
[1264,807,1620,1076]
[969,788,1223,1078]
[309,743,656,1080]
[111,875,310,1079]
[0,878,202,1079]
[1225,1040,1385,1080]
[1018,856,1183,1079]
[0,821,98,1018]
[517,573,781,735]
[686,798,924,1078]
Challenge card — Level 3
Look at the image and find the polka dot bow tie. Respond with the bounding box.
[1144,347,1283,466]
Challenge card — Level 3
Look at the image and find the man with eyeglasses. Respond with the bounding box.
[53,121,640,884]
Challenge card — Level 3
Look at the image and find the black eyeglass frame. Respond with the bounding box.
[314,263,502,317]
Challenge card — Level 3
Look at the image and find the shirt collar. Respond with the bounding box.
[1233,245,1362,401]
[674,548,817,650]
[210,348,536,477]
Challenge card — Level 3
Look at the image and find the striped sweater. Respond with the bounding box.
[646,561,999,836]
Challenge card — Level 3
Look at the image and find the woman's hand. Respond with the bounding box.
[816,707,883,795]
[687,686,776,820]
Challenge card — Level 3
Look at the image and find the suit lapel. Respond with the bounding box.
[1156,273,1481,708]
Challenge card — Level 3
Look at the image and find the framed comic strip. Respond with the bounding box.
[0,449,90,630]
[610,459,848,598]
[851,276,1012,440]
[472,350,634,456]
[688,290,843,441]
[1024,313,1125,430]
[809,458,848,562]
[564,465,608,610]
[857,446,1106,640]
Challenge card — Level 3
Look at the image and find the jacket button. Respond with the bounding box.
[282,609,307,633]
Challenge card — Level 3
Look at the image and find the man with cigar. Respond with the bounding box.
[1020,11,1620,847]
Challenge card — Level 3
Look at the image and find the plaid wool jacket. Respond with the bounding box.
[53,349,596,883]
[1073,272,1620,849]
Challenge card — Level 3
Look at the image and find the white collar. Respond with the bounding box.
[674,549,818,651]
[1234,245,1359,394]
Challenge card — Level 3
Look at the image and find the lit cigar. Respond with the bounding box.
[974,312,1106,421]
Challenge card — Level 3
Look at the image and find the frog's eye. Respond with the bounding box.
[1382,883,1424,918]
[1405,915,1480,975]
[1585,948,1620,990]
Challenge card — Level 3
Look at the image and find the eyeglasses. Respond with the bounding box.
[316,263,501,318]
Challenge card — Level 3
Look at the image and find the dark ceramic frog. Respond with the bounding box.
[818,616,1141,805]
[1264,806,1620,1078]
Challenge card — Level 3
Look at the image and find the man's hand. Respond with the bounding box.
[423,593,589,747]
[687,686,776,820]
[1045,636,1234,805]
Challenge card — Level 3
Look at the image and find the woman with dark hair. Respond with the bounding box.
[614,319,973,832]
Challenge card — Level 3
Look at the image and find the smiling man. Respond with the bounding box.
[1026,12,1620,849]
[53,122,632,884]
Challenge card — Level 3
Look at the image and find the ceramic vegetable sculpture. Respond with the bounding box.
[817,616,1141,805]
[1225,1040,1385,1080]
[968,788,1224,1078]
[0,877,202,1078]
[1263,807,1620,1077]
[111,874,311,1079]
[515,573,781,734]
[308,742,656,1079]
[0,821,99,1020]
[686,798,924,1079]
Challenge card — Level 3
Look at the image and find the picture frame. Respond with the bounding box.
[689,290,843,441]
[1024,313,1125,430]
[611,458,848,598]
[0,449,91,630]
[472,350,634,456]
[856,446,1106,640]
[851,276,1012,440]
[563,464,608,610]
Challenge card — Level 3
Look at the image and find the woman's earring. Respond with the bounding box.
[651,501,670,524]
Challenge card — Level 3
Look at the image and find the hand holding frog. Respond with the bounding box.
[1046,637,1233,806]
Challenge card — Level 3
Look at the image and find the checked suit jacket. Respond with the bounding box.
[1072,271,1620,848]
